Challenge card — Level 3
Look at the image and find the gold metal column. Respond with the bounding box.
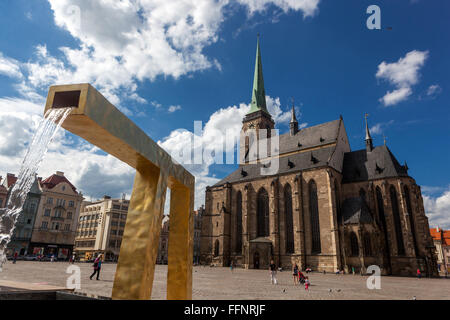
[44,84,195,300]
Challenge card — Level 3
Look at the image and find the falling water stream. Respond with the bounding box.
[0,107,73,271]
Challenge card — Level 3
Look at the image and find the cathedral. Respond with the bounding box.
[200,38,438,276]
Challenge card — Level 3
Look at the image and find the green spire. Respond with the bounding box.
[247,35,268,115]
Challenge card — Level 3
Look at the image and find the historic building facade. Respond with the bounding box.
[0,176,8,208]
[194,206,205,265]
[430,227,450,274]
[200,38,438,277]
[6,176,42,256]
[74,196,130,262]
[157,215,170,265]
[29,171,83,259]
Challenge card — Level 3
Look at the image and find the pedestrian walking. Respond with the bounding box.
[90,254,103,280]
[298,271,305,284]
[304,277,310,291]
[269,260,278,285]
[292,263,299,285]
[230,261,234,272]
[416,268,421,279]
[351,266,355,275]
[13,252,18,264]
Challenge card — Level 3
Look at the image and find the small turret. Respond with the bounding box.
[289,104,298,136]
[365,113,373,152]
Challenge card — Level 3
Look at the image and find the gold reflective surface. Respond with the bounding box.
[44,84,195,300]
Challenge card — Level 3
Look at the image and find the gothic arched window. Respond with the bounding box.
[214,239,220,257]
[334,180,341,220]
[363,233,372,256]
[350,232,359,256]
[309,180,321,254]
[284,184,294,254]
[404,185,418,256]
[257,188,269,237]
[390,186,405,255]
[236,191,243,254]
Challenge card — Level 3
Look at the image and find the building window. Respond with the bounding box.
[44,209,51,217]
[67,212,72,220]
[334,180,341,220]
[309,180,321,254]
[30,203,36,211]
[41,221,48,229]
[235,191,243,254]
[376,187,391,258]
[47,198,53,204]
[65,224,71,231]
[363,233,372,256]
[284,184,294,254]
[214,239,220,257]
[52,222,60,230]
[69,201,74,207]
[111,221,118,227]
[390,186,405,255]
[55,209,62,218]
[27,219,31,224]
[350,232,359,256]
[118,230,123,236]
[404,185,418,256]
[257,188,269,237]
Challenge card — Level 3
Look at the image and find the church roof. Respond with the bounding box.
[41,173,77,193]
[341,197,373,225]
[278,119,341,155]
[342,145,408,183]
[213,119,342,187]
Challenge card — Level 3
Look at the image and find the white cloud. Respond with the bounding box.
[423,186,450,229]
[370,120,394,135]
[237,0,320,17]
[168,105,182,113]
[380,88,412,107]
[426,84,442,97]
[0,53,23,79]
[376,50,428,106]
[0,0,320,111]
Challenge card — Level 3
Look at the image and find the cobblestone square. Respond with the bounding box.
[1,261,449,300]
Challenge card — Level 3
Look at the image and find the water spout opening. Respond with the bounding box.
[52,90,81,109]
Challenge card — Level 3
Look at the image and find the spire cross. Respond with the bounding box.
[383,134,387,145]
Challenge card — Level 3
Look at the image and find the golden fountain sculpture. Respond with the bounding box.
[44,84,195,300]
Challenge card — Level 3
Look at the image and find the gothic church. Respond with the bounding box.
[200,38,438,276]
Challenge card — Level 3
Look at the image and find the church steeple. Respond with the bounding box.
[248,35,268,115]
[290,102,298,136]
[365,113,373,152]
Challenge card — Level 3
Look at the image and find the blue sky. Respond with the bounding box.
[0,0,448,227]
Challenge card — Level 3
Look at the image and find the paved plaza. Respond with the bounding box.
[0,261,449,300]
